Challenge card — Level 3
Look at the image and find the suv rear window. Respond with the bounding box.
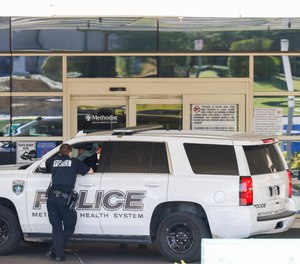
[243,144,285,175]
[184,143,239,175]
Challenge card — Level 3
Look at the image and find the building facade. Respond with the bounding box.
[0,16,300,172]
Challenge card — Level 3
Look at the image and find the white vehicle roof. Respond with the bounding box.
[76,125,278,146]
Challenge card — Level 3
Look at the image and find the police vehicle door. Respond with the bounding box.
[70,142,103,234]
[26,160,53,233]
[26,143,102,234]
[98,139,169,236]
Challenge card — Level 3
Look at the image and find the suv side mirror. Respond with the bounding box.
[38,161,47,172]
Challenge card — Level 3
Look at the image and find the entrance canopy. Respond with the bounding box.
[0,0,298,18]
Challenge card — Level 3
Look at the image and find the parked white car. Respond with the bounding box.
[0,125,296,263]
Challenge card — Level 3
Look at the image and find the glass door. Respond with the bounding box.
[70,95,245,136]
[132,98,183,130]
[70,98,128,137]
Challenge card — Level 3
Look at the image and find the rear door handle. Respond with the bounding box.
[145,183,162,187]
[79,183,95,187]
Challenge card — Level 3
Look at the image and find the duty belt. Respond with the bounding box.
[51,190,70,199]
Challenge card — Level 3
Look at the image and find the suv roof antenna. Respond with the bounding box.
[112,125,163,135]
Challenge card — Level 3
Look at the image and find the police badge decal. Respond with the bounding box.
[12,180,25,195]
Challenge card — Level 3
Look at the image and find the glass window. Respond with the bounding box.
[72,142,103,172]
[103,141,169,173]
[67,56,248,78]
[67,56,157,78]
[0,17,10,51]
[158,56,248,78]
[0,56,11,92]
[0,97,11,136]
[12,56,62,92]
[184,143,239,175]
[244,144,285,175]
[280,140,300,172]
[253,96,300,136]
[12,97,62,137]
[9,17,300,52]
[77,105,126,133]
[254,56,300,92]
[159,17,300,52]
[280,140,300,201]
[11,17,157,52]
[137,104,182,130]
[0,141,16,165]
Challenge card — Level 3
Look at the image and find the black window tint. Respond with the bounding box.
[103,141,169,173]
[151,143,169,173]
[184,143,238,175]
[244,144,285,175]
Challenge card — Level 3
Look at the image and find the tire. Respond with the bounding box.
[0,205,22,255]
[156,212,211,263]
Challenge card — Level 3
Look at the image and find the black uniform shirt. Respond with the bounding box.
[50,154,90,194]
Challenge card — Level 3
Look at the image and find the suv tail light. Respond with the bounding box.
[287,170,292,198]
[240,176,253,206]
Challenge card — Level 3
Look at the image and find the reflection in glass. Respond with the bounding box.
[0,141,16,165]
[67,56,157,78]
[280,141,300,171]
[77,105,126,133]
[67,56,249,78]
[12,56,62,92]
[277,141,300,214]
[9,17,300,52]
[158,56,248,77]
[159,17,300,52]
[253,96,300,136]
[254,56,300,92]
[0,17,10,51]
[0,97,10,136]
[0,56,11,92]
[136,104,182,130]
[12,97,62,137]
[11,17,156,52]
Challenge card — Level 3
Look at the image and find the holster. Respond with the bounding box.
[66,190,79,211]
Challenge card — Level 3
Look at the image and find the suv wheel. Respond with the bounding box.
[156,212,211,263]
[0,205,21,255]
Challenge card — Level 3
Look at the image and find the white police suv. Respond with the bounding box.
[0,125,296,263]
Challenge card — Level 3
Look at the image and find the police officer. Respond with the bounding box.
[46,143,93,262]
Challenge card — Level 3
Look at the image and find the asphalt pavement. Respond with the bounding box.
[1,220,300,264]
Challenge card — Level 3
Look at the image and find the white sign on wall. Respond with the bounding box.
[192,104,237,132]
[16,142,36,164]
[254,108,282,135]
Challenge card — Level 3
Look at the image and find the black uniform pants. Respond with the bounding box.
[47,193,77,258]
